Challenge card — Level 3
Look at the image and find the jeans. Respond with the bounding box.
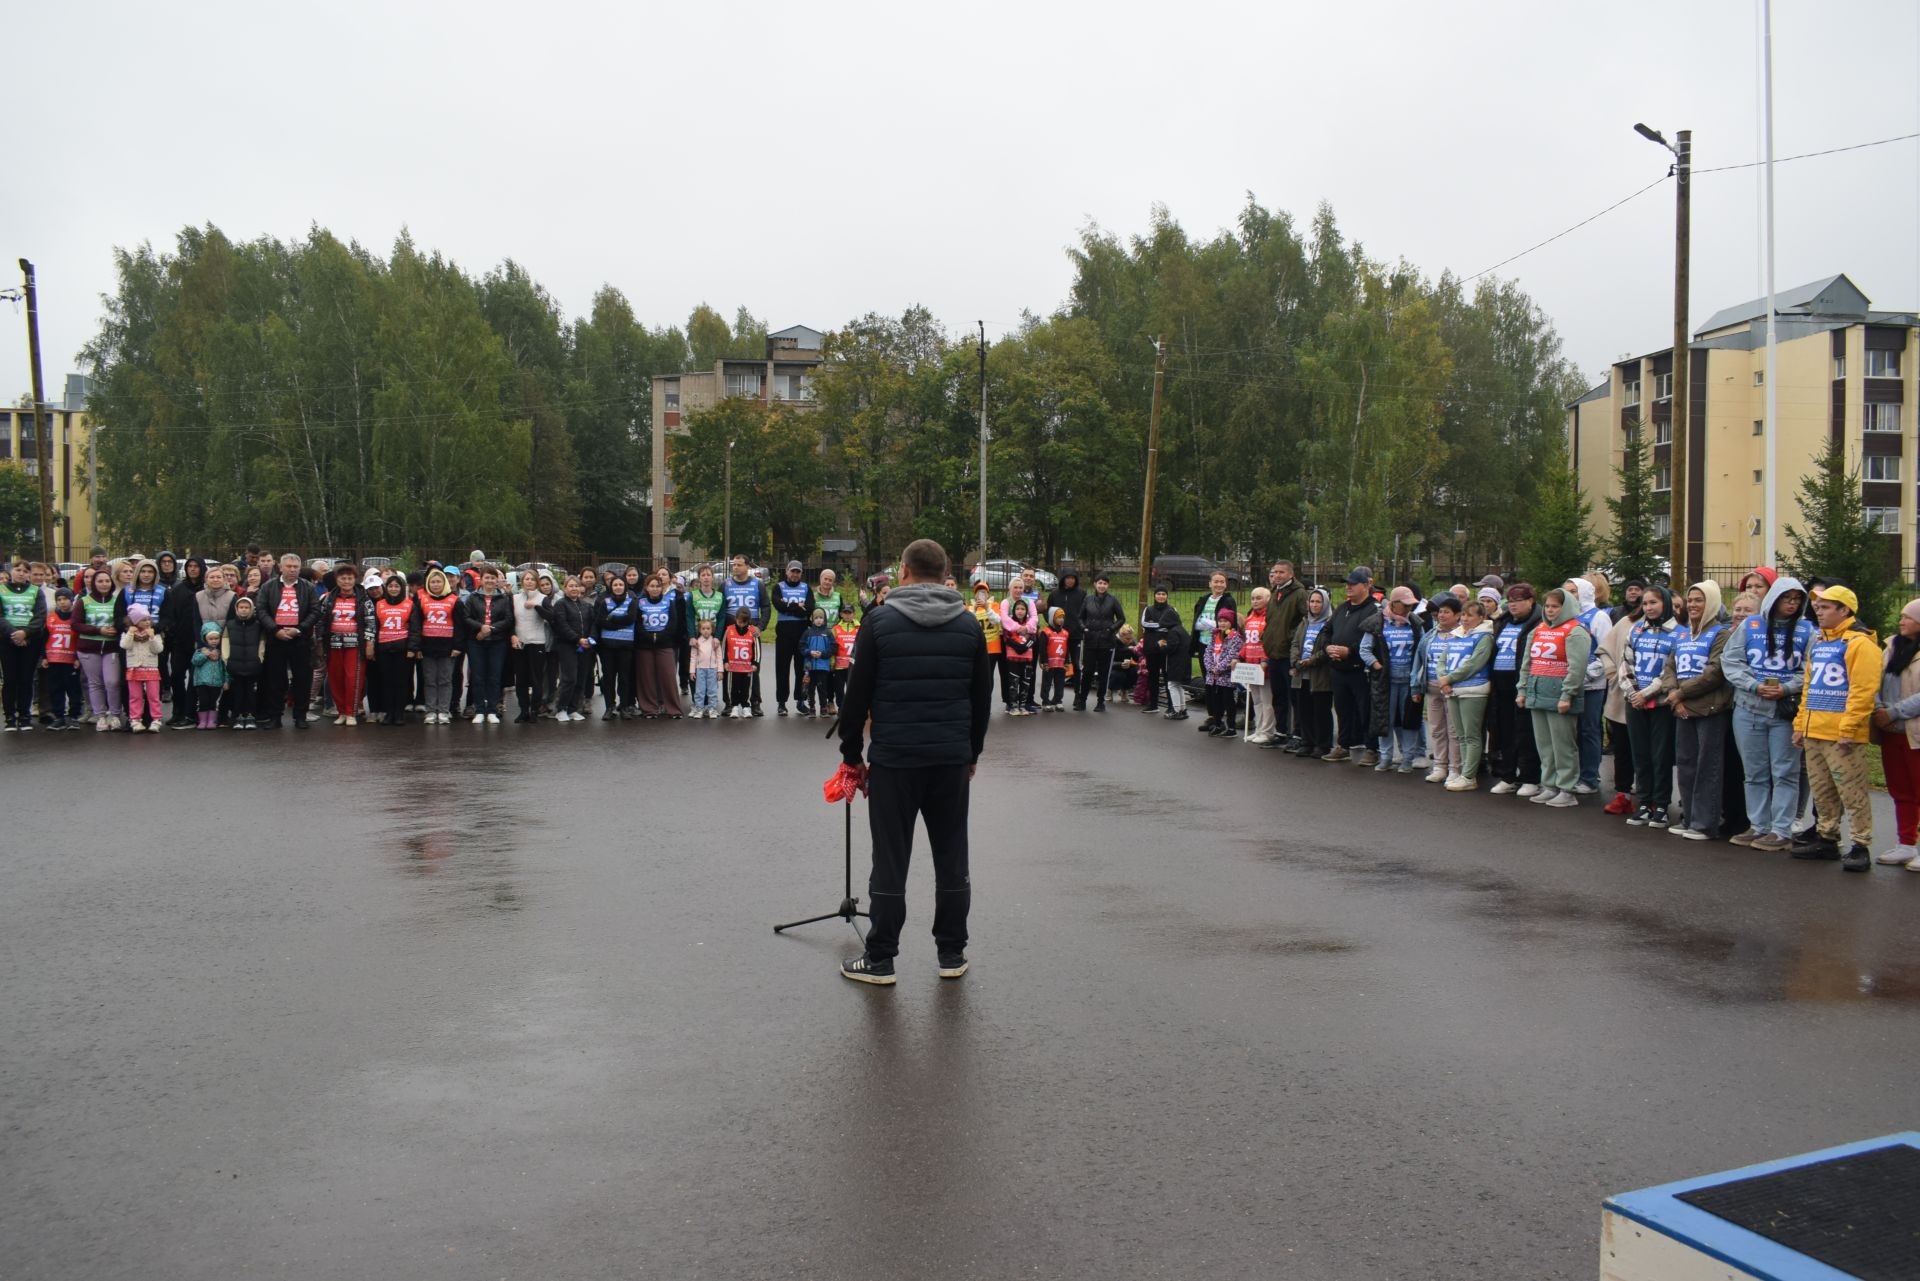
[1267,657,1292,736]
[1076,647,1113,705]
[1577,690,1606,788]
[1674,712,1727,834]
[863,763,973,963]
[1,639,40,720]
[47,663,80,718]
[693,667,720,714]
[1331,667,1369,748]
[1625,702,1675,809]
[1376,678,1420,763]
[1731,706,1799,838]
[469,641,508,715]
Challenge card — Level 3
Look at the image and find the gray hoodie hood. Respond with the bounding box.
[886,582,966,627]
[1571,577,1596,612]
[1759,575,1806,621]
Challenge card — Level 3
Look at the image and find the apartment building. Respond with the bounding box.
[650,325,825,565]
[1568,275,1918,577]
[2,373,100,561]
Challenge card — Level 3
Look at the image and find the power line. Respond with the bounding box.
[1692,130,1920,173]
[1462,175,1672,284]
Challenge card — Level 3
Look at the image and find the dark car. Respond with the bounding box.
[1150,555,1248,587]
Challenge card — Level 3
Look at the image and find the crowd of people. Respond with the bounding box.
[3,545,1914,874]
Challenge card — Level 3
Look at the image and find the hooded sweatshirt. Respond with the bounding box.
[191,622,228,687]
[1663,580,1733,716]
[1046,572,1087,641]
[1293,588,1333,692]
[1792,598,1883,744]
[1621,585,1680,699]
[1719,575,1815,719]
[1569,577,1612,692]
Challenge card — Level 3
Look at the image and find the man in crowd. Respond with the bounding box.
[836,538,994,986]
[1076,573,1124,711]
[1045,570,1087,682]
[257,553,319,729]
[1791,585,1883,872]
[1263,561,1305,747]
[723,556,771,715]
[771,560,814,716]
[1319,566,1381,763]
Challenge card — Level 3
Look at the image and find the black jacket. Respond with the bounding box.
[838,583,993,769]
[161,560,206,638]
[371,591,423,655]
[550,595,593,650]
[771,576,815,628]
[1046,576,1088,639]
[458,591,515,646]
[256,577,320,640]
[633,589,681,649]
[224,611,266,676]
[1080,592,1124,649]
[1321,596,1381,671]
[0,582,47,642]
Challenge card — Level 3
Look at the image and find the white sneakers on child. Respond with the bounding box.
[1424,767,1446,784]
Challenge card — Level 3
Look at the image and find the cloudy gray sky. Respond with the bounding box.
[6,0,1916,402]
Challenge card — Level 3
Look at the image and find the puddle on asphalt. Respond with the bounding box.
[1249,838,1920,1005]
[1089,885,1357,958]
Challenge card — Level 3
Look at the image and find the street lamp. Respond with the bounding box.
[723,438,735,567]
[1635,122,1692,586]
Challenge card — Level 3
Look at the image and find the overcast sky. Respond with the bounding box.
[6,0,1916,404]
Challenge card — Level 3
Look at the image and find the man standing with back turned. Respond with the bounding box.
[836,539,994,985]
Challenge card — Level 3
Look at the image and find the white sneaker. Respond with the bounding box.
[1424,767,1446,784]
[95,716,108,732]
[1906,852,1920,872]
[1444,774,1476,792]
[1516,783,1541,798]
[110,715,124,730]
[130,722,145,733]
[472,713,485,724]
[1490,781,1517,795]
[333,714,346,726]
[487,713,501,724]
[1875,844,1918,866]
[1545,791,1579,808]
[345,715,358,726]
[1572,783,1598,795]
[1528,788,1557,804]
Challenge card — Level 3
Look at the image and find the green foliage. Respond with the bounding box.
[672,398,831,567]
[566,288,686,553]
[0,462,45,551]
[1517,456,1594,589]
[1786,442,1896,630]
[1605,421,1663,584]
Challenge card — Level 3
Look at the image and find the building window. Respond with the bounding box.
[774,373,814,401]
[1867,349,1903,379]
[0,436,9,460]
[1865,506,1901,534]
[1834,355,1847,379]
[1753,369,1765,385]
[1863,402,1904,434]
[724,371,761,398]
[1752,419,1764,436]
[1653,372,1673,401]
[1652,513,1672,539]
[1866,455,1903,482]
[1753,469,1764,484]
[663,387,680,409]
[1653,465,1671,493]
[1653,419,1672,445]
[1623,380,1641,407]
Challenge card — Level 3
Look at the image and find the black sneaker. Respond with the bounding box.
[1093,701,1106,712]
[1165,709,1189,721]
[839,955,896,986]
[777,705,789,717]
[937,952,969,980]
[1139,704,1159,714]
[1646,807,1669,829]
[602,708,618,721]
[1625,806,1651,827]
[1789,834,1841,860]
[750,706,764,717]
[293,718,309,730]
[1841,844,1872,873]
[1216,727,1238,739]
[1196,718,1217,734]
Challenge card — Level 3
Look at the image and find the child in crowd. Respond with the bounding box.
[1150,611,1192,721]
[1002,598,1036,715]
[831,602,859,712]
[690,617,723,720]
[1040,607,1071,711]
[1115,624,1143,704]
[1200,608,1244,738]
[41,587,80,729]
[223,594,265,729]
[724,608,760,719]
[800,607,835,717]
[190,620,226,729]
[119,605,165,732]
[1240,588,1274,742]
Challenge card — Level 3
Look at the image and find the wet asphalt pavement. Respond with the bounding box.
[3,703,1917,1280]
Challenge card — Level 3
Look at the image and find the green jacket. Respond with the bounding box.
[1518,622,1591,711]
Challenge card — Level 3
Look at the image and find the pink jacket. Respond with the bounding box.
[998,599,1037,648]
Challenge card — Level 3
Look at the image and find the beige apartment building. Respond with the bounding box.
[2,373,100,562]
[650,325,825,565]
[1568,275,1918,579]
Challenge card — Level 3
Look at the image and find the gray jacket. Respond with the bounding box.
[1719,577,1813,718]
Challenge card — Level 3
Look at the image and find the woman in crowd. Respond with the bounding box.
[511,570,551,724]
[1366,586,1422,772]
[1487,584,1543,796]
[414,568,463,724]
[1598,581,1640,814]
[1517,586,1590,807]
[1664,581,1732,840]
[1872,598,1920,870]
[370,571,420,727]
[323,563,371,726]
[1719,576,1812,851]
[74,568,123,731]
[593,571,639,719]
[460,564,514,724]
[1288,587,1333,756]
[1415,593,1460,782]
[161,556,207,726]
[1621,585,1680,827]
[1439,594,1495,791]
[633,571,683,719]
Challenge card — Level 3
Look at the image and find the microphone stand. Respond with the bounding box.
[772,716,868,936]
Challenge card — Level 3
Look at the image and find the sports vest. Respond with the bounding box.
[1298,617,1324,662]
[1577,606,1602,633]
[1803,635,1854,713]
[330,596,361,635]
[1444,632,1490,689]
[375,598,414,644]
[834,624,859,666]
[725,630,756,669]
[970,603,1001,652]
[639,594,674,633]
[1381,621,1415,675]
[815,590,842,621]
[723,578,762,623]
[1628,621,1677,689]
[44,611,74,663]
[81,594,115,630]
[600,594,636,643]
[1493,622,1523,672]
[274,585,301,626]
[777,581,809,619]
[126,584,166,623]
[1673,623,1724,680]
[1739,615,1811,677]
[1241,611,1267,662]
[1197,594,1223,634]
[1043,629,1070,667]
[1527,620,1577,679]
[0,583,36,628]
[420,593,457,639]
[687,588,724,633]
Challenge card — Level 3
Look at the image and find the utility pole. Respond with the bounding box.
[1760,1,1779,565]
[1135,338,1167,622]
[18,259,54,561]
[977,321,987,565]
[724,438,735,567]
[1671,131,1692,587]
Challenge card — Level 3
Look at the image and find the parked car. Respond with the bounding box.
[967,559,1026,590]
[1150,555,1248,587]
[508,561,567,588]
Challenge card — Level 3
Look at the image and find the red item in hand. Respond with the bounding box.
[823,763,869,803]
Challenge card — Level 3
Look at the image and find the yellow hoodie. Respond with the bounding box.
[1792,621,1883,743]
